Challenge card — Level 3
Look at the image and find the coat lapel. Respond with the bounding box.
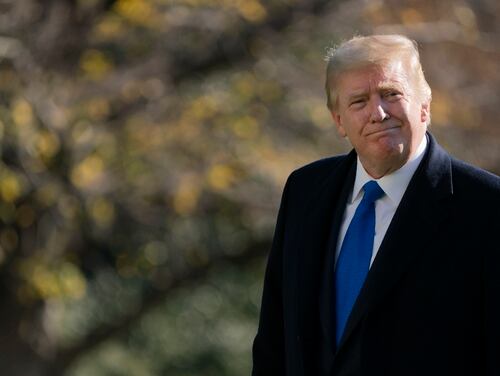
[290,151,357,356]
[336,133,454,352]
[318,157,356,357]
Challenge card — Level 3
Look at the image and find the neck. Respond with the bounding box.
[360,161,404,179]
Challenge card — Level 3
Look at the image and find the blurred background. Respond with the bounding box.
[0,0,498,375]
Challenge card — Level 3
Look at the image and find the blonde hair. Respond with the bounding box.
[325,34,431,111]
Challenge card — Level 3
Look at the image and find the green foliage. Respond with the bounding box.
[66,260,264,376]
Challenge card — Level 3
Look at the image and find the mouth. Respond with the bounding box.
[366,126,400,136]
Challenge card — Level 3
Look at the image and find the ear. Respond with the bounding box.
[331,111,347,137]
[420,101,430,124]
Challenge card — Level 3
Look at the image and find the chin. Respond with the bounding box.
[372,138,401,153]
[375,143,409,165]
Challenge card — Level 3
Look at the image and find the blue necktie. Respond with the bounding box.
[334,180,385,345]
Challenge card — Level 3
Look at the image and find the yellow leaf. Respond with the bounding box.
[88,197,115,228]
[234,73,257,99]
[86,98,110,120]
[173,176,201,215]
[36,131,60,160]
[58,262,87,299]
[207,164,236,191]
[114,0,160,27]
[0,174,22,202]
[70,155,105,189]
[80,49,113,80]
[32,264,61,298]
[94,14,125,40]
[236,0,267,23]
[232,116,259,139]
[189,96,218,120]
[12,99,34,127]
[20,259,87,299]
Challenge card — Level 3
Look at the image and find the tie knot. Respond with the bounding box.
[362,181,384,203]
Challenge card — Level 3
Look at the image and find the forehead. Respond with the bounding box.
[337,62,410,95]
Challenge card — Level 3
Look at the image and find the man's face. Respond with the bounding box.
[330,61,430,178]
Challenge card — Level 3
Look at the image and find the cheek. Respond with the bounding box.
[406,107,422,125]
[398,101,416,119]
[338,109,370,136]
[351,111,370,129]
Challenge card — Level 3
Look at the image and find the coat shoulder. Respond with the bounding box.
[451,158,500,198]
[288,154,349,186]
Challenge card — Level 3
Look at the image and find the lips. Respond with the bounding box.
[366,126,401,136]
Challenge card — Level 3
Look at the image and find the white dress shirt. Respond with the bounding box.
[335,135,428,268]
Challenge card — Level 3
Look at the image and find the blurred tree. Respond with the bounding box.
[0,0,498,375]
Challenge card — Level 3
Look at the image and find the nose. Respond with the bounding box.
[369,99,390,123]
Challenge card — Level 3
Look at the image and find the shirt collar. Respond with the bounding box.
[350,135,428,205]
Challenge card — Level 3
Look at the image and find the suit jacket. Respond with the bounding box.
[252,133,500,376]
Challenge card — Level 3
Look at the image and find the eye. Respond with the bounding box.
[349,98,366,107]
[384,91,402,100]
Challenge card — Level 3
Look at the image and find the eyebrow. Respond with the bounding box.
[346,91,369,101]
[346,82,405,102]
[378,82,404,91]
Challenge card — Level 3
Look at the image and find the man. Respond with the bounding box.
[252,34,500,376]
